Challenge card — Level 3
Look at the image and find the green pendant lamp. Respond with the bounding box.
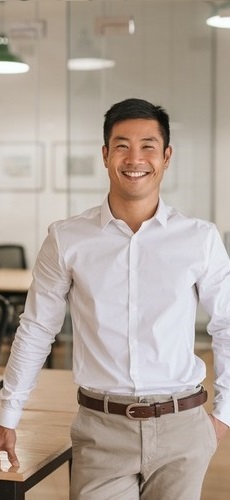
[0,33,29,74]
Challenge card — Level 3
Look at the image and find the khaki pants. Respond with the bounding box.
[70,388,217,500]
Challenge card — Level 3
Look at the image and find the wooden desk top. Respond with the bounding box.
[24,368,78,413]
[0,268,32,294]
[0,369,78,480]
[0,411,73,480]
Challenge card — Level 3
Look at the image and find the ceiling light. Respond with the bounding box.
[68,30,115,71]
[0,34,29,74]
[68,57,115,71]
[206,2,230,28]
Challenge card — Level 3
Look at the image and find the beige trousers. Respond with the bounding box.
[70,388,217,500]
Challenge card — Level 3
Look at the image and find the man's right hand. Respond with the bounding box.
[0,425,20,467]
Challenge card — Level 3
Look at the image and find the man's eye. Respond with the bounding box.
[116,144,128,149]
[143,145,154,149]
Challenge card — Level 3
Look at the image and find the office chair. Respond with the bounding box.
[0,244,27,269]
[0,294,11,359]
[0,244,28,337]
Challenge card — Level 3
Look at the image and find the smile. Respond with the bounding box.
[123,171,149,177]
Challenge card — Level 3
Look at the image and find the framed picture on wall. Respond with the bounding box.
[52,141,109,192]
[0,142,45,192]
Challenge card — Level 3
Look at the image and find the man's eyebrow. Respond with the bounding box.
[112,135,159,142]
[112,135,129,142]
[141,136,159,142]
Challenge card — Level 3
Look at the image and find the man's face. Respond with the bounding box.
[102,118,172,202]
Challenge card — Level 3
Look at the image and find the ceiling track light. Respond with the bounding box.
[206,1,230,28]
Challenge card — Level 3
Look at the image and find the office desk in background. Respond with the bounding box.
[0,268,32,297]
[0,267,71,369]
[0,269,33,354]
[0,368,77,500]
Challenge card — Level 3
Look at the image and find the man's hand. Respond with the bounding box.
[209,414,229,443]
[0,425,20,467]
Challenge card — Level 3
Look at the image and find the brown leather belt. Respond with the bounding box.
[78,387,207,420]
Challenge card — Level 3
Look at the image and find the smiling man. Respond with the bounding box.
[0,98,230,500]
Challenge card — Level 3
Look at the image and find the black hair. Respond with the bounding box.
[103,98,170,151]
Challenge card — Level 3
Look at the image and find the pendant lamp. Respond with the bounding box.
[206,2,230,28]
[0,33,29,74]
[68,30,115,71]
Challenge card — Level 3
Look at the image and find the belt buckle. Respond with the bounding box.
[126,402,151,420]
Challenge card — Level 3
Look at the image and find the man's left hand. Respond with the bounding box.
[209,414,229,442]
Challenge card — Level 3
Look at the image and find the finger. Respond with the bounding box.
[1,428,20,466]
[8,449,20,467]
[7,445,20,466]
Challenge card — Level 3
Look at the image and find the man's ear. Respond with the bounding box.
[102,145,108,168]
[164,145,172,169]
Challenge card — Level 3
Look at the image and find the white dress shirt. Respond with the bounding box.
[1,197,230,428]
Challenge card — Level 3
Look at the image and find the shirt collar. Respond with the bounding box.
[154,197,168,228]
[100,195,169,230]
[100,196,114,229]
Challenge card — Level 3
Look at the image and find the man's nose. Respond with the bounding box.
[124,148,144,165]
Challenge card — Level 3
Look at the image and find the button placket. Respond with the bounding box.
[128,236,139,387]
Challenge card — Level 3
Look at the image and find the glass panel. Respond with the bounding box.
[67,0,213,221]
[0,1,67,266]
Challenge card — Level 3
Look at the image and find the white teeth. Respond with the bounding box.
[124,171,147,177]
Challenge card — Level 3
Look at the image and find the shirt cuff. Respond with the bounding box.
[0,407,22,429]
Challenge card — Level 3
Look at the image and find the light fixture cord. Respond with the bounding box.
[0,0,6,34]
[218,1,230,9]
[210,0,230,14]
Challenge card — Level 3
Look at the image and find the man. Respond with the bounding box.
[0,98,230,500]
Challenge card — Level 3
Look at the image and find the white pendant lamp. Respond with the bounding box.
[68,57,115,71]
[206,2,230,29]
[68,31,115,72]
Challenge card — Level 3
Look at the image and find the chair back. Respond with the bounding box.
[0,294,10,347]
[0,244,27,269]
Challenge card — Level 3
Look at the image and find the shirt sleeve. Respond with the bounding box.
[0,222,72,428]
[197,224,230,426]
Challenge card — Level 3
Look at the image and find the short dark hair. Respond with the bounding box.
[103,98,170,151]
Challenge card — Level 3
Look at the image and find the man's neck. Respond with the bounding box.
[108,194,159,233]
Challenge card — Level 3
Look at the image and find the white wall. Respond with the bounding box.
[215,28,230,238]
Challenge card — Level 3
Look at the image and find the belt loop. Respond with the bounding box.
[77,387,81,404]
[172,395,179,413]
[103,395,109,414]
[155,402,162,418]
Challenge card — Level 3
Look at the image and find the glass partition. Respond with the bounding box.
[67,0,214,223]
[0,1,67,267]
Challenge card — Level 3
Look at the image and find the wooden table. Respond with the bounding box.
[0,268,32,297]
[0,369,77,499]
[24,369,77,413]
